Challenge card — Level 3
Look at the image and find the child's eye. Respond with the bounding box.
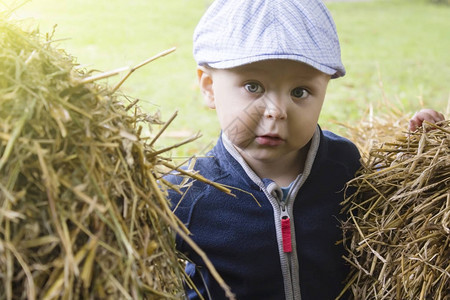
[291,87,309,99]
[244,82,264,94]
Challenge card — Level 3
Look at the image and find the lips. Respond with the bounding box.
[255,134,284,146]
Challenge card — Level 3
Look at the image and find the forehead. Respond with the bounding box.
[217,60,331,82]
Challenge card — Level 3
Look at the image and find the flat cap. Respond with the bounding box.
[193,0,345,78]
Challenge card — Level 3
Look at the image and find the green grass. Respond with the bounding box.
[324,0,450,127]
[2,0,449,157]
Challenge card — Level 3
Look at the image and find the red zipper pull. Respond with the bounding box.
[281,213,292,253]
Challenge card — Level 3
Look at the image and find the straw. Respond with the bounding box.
[338,107,449,300]
[0,16,235,300]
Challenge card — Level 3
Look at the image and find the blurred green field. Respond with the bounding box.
[2,0,449,158]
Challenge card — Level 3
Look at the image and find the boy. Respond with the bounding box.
[165,1,445,299]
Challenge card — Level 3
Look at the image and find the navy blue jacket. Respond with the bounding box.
[166,127,361,300]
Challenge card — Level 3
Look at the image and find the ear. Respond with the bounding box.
[197,66,216,109]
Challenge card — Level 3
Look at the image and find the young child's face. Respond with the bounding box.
[198,59,330,166]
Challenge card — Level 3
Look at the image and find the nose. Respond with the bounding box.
[263,96,287,120]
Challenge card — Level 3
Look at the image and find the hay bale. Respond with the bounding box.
[0,16,185,299]
[340,114,450,299]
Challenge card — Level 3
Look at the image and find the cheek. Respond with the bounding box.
[289,103,323,134]
[218,107,257,133]
[216,104,261,146]
[215,95,260,127]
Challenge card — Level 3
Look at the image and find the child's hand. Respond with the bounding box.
[408,109,445,131]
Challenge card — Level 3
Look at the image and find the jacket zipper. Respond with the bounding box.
[280,200,293,253]
[268,186,301,300]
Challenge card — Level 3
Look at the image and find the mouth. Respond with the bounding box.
[255,134,284,146]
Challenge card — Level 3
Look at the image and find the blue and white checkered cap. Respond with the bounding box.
[193,0,345,78]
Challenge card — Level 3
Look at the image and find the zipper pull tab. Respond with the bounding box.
[280,210,292,253]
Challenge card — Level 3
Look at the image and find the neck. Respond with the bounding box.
[239,147,308,187]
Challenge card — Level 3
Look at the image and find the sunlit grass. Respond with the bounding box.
[2,0,449,157]
[324,0,450,132]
